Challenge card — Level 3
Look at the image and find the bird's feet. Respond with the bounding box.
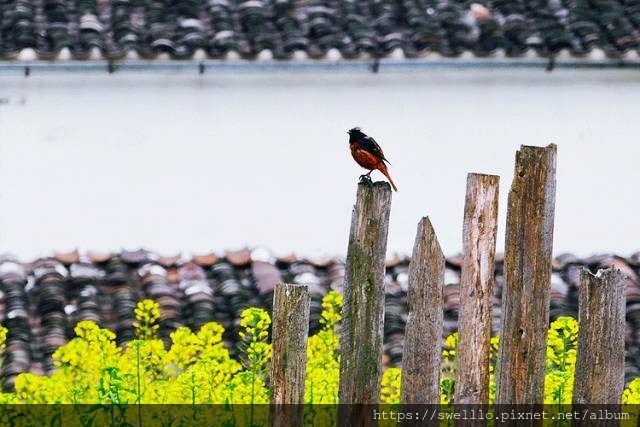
[359,174,373,184]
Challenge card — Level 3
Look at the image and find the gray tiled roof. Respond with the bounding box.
[1,0,639,61]
[1,248,639,391]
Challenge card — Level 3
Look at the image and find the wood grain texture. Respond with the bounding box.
[400,216,445,406]
[573,268,626,407]
[338,181,392,427]
[496,144,557,407]
[455,173,499,412]
[269,283,310,427]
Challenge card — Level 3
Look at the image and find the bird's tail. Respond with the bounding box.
[378,163,398,192]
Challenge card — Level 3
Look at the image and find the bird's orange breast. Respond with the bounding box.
[350,145,382,170]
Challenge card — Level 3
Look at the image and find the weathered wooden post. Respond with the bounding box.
[496,144,557,408]
[401,217,444,405]
[573,268,626,411]
[338,181,392,427]
[455,174,499,424]
[269,283,310,427]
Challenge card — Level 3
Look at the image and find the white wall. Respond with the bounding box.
[0,69,638,261]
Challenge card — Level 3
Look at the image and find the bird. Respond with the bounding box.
[348,127,398,192]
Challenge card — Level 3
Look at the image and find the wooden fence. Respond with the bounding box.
[267,144,628,426]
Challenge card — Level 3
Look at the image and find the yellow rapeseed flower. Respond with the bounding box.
[0,325,7,351]
[380,367,402,404]
[133,299,161,340]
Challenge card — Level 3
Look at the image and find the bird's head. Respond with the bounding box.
[348,127,364,142]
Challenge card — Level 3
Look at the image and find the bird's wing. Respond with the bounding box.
[362,135,391,165]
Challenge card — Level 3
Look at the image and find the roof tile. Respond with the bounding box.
[1,0,639,61]
[1,249,640,391]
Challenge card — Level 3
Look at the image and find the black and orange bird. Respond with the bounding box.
[348,127,398,192]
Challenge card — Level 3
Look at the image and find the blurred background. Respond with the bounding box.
[0,68,638,260]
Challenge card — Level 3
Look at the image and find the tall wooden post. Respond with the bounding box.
[269,283,310,427]
[455,174,499,419]
[338,181,392,427]
[496,144,557,406]
[401,217,445,405]
[573,268,626,408]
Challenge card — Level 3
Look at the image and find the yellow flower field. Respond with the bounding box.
[0,292,636,426]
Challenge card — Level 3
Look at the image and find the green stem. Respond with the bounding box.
[191,371,196,405]
[137,342,142,426]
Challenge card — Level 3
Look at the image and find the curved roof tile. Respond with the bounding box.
[2,0,639,61]
[1,249,640,390]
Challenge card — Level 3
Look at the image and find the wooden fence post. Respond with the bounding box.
[496,144,557,405]
[400,216,444,406]
[338,181,392,427]
[269,283,310,427]
[573,268,626,407]
[455,174,499,413]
